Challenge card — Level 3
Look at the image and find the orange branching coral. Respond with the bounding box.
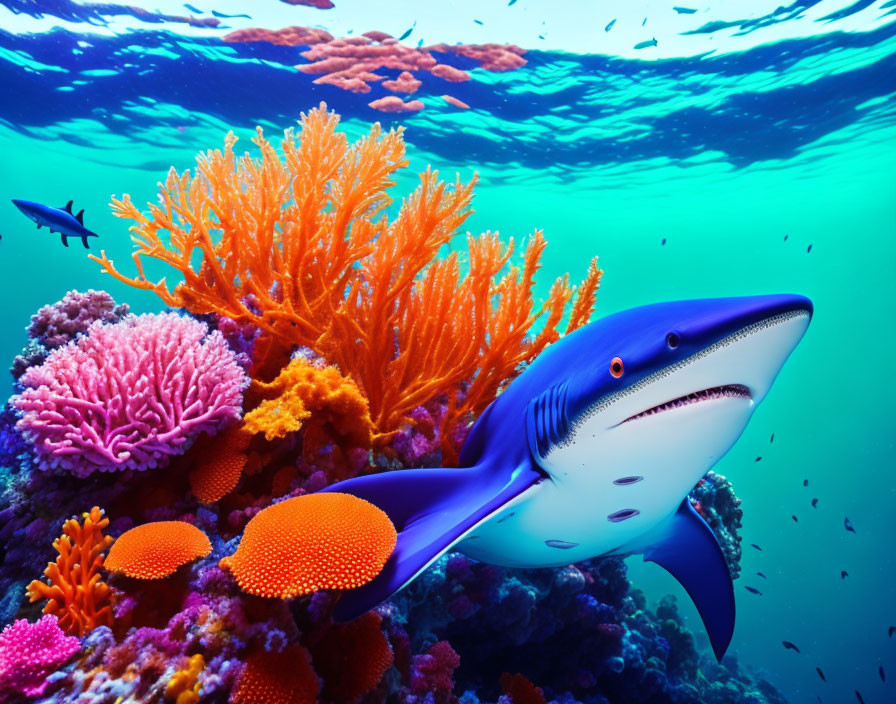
[92,103,601,450]
[26,506,115,637]
[231,644,319,704]
[244,356,373,451]
[188,425,252,503]
[104,521,212,579]
[165,653,204,704]
[310,611,393,701]
[219,493,396,598]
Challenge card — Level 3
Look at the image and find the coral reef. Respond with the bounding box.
[26,507,115,637]
[0,615,79,702]
[91,104,600,458]
[690,471,744,580]
[26,289,129,350]
[0,107,784,704]
[104,521,212,579]
[13,313,247,477]
[220,493,396,598]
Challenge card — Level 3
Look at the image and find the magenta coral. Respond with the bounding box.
[27,289,129,349]
[13,313,247,477]
[0,615,80,700]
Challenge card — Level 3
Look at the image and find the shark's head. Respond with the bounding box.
[538,294,812,522]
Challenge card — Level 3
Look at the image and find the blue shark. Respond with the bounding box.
[325,293,812,660]
[11,199,99,248]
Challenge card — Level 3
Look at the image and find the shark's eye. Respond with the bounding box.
[666,332,680,349]
[610,357,624,378]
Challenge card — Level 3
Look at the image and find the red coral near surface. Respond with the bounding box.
[231,644,319,704]
[310,611,393,701]
[368,96,425,113]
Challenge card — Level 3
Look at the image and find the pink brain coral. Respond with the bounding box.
[0,615,80,700]
[14,312,247,477]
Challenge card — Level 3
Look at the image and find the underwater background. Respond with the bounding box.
[0,1,894,703]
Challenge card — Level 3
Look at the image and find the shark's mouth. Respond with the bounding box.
[621,384,751,424]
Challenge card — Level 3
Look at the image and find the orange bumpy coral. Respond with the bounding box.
[219,493,396,598]
[244,355,373,449]
[188,425,252,503]
[26,506,115,637]
[165,653,204,704]
[231,644,319,704]
[92,103,601,453]
[310,611,393,700]
[104,521,212,579]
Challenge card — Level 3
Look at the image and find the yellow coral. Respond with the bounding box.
[26,506,115,637]
[244,356,373,449]
[92,103,601,453]
[165,653,204,704]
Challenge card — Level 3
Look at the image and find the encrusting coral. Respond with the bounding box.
[92,103,601,458]
[13,313,247,477]
[230,644,318,704]
[187,425,252,504]
[220,493,397,598]
[0,615,80,702]
[243,353,373,455]
[104,521,212,579]
[26,506,114,637]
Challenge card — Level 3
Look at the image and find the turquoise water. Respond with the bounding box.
[1,1,895,702]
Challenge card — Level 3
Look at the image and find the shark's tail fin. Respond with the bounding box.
[323,463,540,621]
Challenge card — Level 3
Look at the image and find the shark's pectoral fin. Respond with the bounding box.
[80,235,90,249]
[323,462,541,621]
[60,234,69,247]
[643,498,735,662]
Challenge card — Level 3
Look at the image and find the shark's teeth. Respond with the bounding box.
[620,384,751,425]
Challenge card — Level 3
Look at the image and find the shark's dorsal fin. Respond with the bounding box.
[643,498,735,661]
[62,200,73,213]
[75,209,84,225]
[526,381,570,464]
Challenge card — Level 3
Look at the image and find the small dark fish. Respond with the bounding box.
[784,234,789,241]
[755,456,762,462]
[770,433,775,443]
[807,244,813,253]
[782,640,800,653]
[812,498,818,508]
[642,17,647,26]
[816,667,826,682]
[855,691,864,704]
[398,24,415,41]
[661,237,667,246]
[845,517,856,533]
[605,19,616,32]
[841,570,848,579]
[751,543,762,551]
[673,6,698,13]
[792,515,798,523]
[211,10,251,18]
[757,571,767,579]
[745,586,762,595]
[634,37,658,49]
[184,3,203,12]
[508,0,518,5]
[803,479,809,487]
[474,19,483,25]
[889,625,895,638]
[538,35,545,39]
[880,665,885,682]
[417,38,424,48]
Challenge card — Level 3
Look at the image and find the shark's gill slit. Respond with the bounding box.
[613,476,644,485]
[607,508,640,522]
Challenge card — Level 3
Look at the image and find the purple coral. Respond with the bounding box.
[13,312,247,477]
[27,289,129,349]
[0,615,80,701]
